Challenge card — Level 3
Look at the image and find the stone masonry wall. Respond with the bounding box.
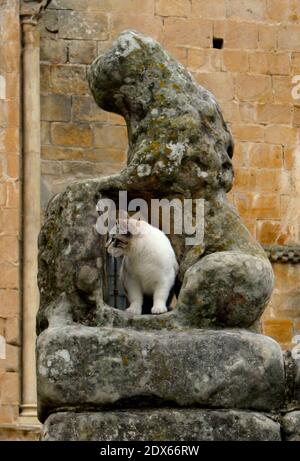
[40,0,300,350]
[0,0,21,426]
[0,0,299,441]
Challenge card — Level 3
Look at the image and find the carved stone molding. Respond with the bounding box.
[264,245,300,264]
[20,0,52,24]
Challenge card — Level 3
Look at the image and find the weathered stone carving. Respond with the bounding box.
[37,31,298,441]
[37,30,274,334]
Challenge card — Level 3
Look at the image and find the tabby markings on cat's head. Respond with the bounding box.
[106,224,132,258]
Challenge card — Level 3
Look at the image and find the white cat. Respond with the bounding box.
[106,217,178,315]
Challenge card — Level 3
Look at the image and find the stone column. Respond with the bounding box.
[19,0,51,426]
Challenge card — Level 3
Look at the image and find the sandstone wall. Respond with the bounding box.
[1,0,300,439]
[40,0,300,349]
[0,0,21,426]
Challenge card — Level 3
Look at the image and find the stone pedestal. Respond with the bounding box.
[37,325,287,441]
[42,410,281,441]
[37,326,285,422]
[36,30,300,441]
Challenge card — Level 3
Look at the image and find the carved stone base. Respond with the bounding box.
[41,409,281,441]
[37,326,285,422]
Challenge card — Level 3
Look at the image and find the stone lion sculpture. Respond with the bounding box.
[37,30,274,334]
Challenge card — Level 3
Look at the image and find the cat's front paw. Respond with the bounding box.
[151,305,168,315]
[126,304,142,315]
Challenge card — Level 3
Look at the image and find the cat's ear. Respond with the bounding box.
[130,210,147,222]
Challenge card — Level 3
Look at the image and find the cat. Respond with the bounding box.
[106,216,179,315]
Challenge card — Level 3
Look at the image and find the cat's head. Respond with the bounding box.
[106,216,143,258]
[106,227,131,258]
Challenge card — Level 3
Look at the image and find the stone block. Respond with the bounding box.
[284,146,296,169]
[166,46,187,66]
[41,409,281,441]
[291,52,300,71]
[235,74,272,103]
[112,15,163,41]
[0,404,18,425]
[0,235,18,263]
[233,169,256,191]
[41,95,71,123]
[282,411,300,441]
[237,103,257,124]
[0,182,5,206]
[163,18,212,47]
[223,50,249,72]
[196,72,234,101]
[256,104,292,125]
[231,124,265,142]
[256,221,283,245]
[68,40,97,65]
[263,319,293,345]
[72,96,108,122]
[191,0,226,19]
[52,0,154,14]
[224,21,258,49]
[293,107,300,126]
[0,208,18,234]
[5,317,19,345]
[272,76,294,104]
[0,318,4,336]
[58,11,109,41]
[0,289,18,317]
[40,38,67,64]
[0,263,19,290]
[266,0,288,22]
[0,100,7,127]
[226,0,266,21]
[248,144,283,169]
[51,65,89,96]
[219,101,240,122]
[188,49,222,72]
[250,194,281,219]
[42,146,85,161]
[5,343,19,372]
[51,122,93,147]
[93,124,127,149]
[41,121,50,145]
[6,154,19,179]
[258,24,278,50]
[278,25,300,51]
[255,170,287,193]
[90,148,126,164]
[0,371,19,404]
[37,326,285,422]
[249,52,269,74]
[268,53,290,75]
[155,0,191,17]
[265,125,299,145]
